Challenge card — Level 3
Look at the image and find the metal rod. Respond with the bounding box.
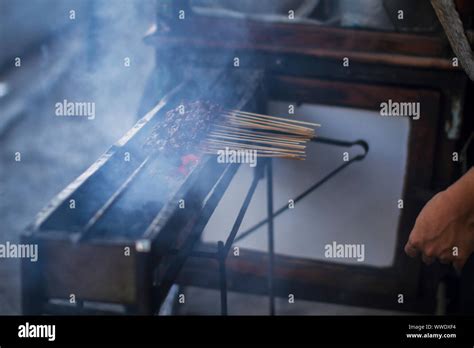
[154,163,240,309]
[311,137,369,153]
[234,138,369,243]
[266,159,275,315]
[218,241,228,316]
[223,170,261,254]
[164,163,264,316]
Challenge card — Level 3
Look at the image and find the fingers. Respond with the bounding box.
[405,238,436,265]
[404,240,419,258]
[405,209,431,258]
[405,242,468,271]
[422,254,435,265]
[405,191,455,266]
[404,186,474,271]
[405,226,424,258]
[405,225,438,265]
[438,249,453,264]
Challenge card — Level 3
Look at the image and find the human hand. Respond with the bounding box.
[404,168,474,271]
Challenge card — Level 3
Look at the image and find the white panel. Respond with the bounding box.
[202,102,409,267]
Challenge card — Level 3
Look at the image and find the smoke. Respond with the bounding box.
[0,0,317,315]
[0,0,157,314]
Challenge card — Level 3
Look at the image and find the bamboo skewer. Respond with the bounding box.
[203,145,304,155]
[204,136,306,150]
[200,108,319,161]
[208,132,307,149]
[228,109,321,127]
[210,129,305,145]
[224,118,312,136]
[202,151,305,160]
[202,144,305,157]
[213,124,310,142]
[223,114,314,134]
[203,139,306,155]
[203,151,304,162]
[223,115,314,137]
[221,112,313,134]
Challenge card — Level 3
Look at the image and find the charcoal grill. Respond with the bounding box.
[21,69,270,315]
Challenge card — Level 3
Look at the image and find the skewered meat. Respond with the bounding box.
[144,100,222,156]
[143,100,319,163]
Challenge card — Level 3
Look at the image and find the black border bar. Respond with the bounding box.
[0,316,473,345]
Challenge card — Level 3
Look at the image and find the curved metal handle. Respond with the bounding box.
[234,136,369,243]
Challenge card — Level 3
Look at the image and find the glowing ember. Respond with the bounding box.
[178,154,200,176]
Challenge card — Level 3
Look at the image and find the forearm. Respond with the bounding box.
[445,167,474,216]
